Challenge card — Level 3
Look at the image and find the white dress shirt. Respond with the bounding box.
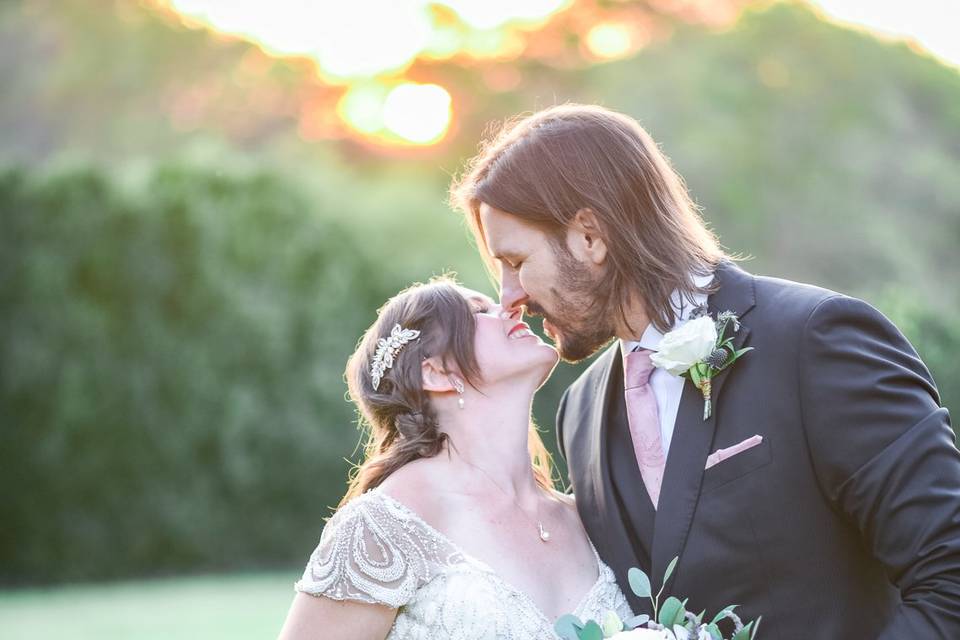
[619,271,715,457]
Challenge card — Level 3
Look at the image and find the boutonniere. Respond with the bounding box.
[650,310,753,420]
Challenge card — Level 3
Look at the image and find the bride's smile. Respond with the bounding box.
[460,289,559,392]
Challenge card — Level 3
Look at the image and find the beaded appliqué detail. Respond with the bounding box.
[294,489,633,639]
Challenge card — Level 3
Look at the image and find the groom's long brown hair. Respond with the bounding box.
[450,104,731,334]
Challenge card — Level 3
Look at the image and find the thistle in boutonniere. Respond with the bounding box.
[649,310,752,421]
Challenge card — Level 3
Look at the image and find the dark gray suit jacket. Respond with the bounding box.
[557,260,960,639]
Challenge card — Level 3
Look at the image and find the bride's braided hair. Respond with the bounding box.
[339,276,556,508]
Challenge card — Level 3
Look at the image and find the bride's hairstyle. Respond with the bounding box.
[449,103,731,335]
[339,276,556,507]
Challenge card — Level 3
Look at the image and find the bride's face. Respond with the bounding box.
[459,288,559,389]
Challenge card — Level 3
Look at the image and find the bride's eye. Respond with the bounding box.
[473,304,490,314]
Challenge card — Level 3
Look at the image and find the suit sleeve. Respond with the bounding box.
[556,387,570,464]
[799,294,960,637]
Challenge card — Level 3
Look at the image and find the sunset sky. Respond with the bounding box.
[162,0,958,147]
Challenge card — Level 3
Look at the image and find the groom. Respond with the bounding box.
[450,104,960,638]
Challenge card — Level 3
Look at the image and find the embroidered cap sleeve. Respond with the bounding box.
[293,491,458,609]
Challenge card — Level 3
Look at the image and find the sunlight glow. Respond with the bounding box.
[169,0,433,80]
[164,0,569,147]
[439,0,569,30]
[337,81,452,145]
[167,0,569,79]
[809,0,960,69]
[337,84,389,134]
[585,23,635,60]
[162,0,958,149]
[382,83,452,144]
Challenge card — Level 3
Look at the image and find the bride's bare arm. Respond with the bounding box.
[277,592,397,640]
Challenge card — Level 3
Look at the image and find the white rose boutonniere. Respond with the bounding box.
[649,316,717,376]
[650,311,753,420]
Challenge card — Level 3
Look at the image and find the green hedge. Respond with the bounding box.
[0,164,400,584]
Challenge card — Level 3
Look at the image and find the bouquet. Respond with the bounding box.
[555,558,760,640]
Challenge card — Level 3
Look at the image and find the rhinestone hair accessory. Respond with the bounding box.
[371,324,421,391]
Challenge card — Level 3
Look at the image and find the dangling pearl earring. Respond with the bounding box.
[452,378,465,409]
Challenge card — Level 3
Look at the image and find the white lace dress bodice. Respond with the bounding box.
[294,488,633,639]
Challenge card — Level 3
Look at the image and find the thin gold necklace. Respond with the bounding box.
[460,459,552,542]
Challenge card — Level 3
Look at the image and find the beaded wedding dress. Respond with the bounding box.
[294,487,633,639]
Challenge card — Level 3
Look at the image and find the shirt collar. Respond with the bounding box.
[619,270,715,356]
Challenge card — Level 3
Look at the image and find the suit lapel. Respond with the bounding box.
[649,261,757,591]
[581,344,644,580]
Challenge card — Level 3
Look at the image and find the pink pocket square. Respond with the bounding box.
[705,435,763,470]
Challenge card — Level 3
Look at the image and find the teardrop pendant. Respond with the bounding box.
[538,521,551,542]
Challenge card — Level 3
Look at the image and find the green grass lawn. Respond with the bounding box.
[0,570,300,640]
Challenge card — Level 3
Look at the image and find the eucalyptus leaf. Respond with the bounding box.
[624,614,651,630]
[732,621,754,640]
[554,614,583,640]
[706,623,723,640]
[602,611,623,637]
[710,605,738,625]
[663,556,679,586]
[751,616,762,640]
[658,596,685,628]
[690,366,702,387]
[580,620,604,640]
[628,567,652,598]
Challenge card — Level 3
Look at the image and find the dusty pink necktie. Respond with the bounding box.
[624,348,666,508]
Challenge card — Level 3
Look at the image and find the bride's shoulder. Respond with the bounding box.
[374,458,450,523]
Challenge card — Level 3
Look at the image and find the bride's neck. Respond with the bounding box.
[435,385,540,499]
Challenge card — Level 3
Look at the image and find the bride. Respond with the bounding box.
[277,276,632,639]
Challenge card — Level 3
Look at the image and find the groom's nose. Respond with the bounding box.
[499,268,528,316]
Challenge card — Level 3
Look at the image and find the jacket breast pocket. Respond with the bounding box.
[700,437,772,495]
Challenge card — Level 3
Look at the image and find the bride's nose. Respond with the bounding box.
[498,306,521,321]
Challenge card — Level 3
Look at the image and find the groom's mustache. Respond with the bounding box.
[523,302,554,324]
[524,302,560,338]
[525,301,547,318]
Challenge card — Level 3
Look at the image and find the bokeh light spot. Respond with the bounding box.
[337,84,389,134]
[585,22,634,60]
[383,83,452,144]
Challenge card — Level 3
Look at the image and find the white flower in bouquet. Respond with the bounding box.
[608,628,673,639]
[649,316,717,376]
[555,556,761,640]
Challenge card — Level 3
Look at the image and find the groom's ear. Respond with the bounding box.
[421,358,457,393]
[567,208,607,266]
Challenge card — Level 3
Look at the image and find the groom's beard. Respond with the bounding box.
[541,304,614,363]
[532,248,616,363]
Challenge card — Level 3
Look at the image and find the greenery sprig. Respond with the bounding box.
[555,556,761,640]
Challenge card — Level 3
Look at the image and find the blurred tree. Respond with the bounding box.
[0,164,402,583]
